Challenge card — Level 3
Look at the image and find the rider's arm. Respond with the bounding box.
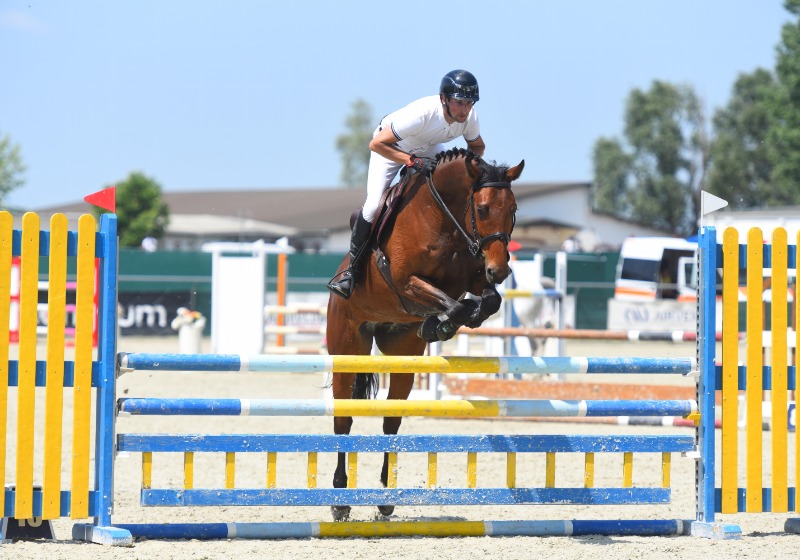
[369,126,418,166]
[466,136,485,157]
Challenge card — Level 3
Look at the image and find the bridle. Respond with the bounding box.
[424,173,515,257]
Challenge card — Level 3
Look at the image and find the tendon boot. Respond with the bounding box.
[327,211,373,299]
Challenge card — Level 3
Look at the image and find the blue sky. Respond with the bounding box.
[0,1,791,210]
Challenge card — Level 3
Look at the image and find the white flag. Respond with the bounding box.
[701,190,728,216]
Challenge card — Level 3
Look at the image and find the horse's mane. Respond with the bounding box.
[432,148,510,183]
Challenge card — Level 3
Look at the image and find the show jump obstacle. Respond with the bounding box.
[1,212,798,545]
[0,213,121,543]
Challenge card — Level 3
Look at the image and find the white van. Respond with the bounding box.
[610,231,794,331]
[608,236,698,331]
[613,237,697,301]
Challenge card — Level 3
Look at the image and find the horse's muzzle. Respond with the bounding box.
[485,263,510,284]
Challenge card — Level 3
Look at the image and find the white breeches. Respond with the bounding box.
[362,151,404,223]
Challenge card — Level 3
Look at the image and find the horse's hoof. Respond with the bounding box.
[480,288,502,316]
[418,316,440,342]
[459,297,483,328]
[331,505,351,521]
[377,505,395,517]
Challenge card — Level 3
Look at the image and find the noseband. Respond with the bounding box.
[425,175,515,257]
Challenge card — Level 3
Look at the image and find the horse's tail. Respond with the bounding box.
[352,373,379,400]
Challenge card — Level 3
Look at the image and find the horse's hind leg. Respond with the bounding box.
[327,304,373,521]
[331,371,355,522]
[374,325,426,517]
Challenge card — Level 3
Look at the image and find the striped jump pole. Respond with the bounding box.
[458,326,727,342]
[503,287,563,300]
[117,397,698,419]
[117,353,696,375]
[264,325,326,335]
[115,519,693,540]
[264,303,327,349]
[264,304,328,316]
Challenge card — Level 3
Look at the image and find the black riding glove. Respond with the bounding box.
[409,156,435,177]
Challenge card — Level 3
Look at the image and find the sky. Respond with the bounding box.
[0,1,792,211]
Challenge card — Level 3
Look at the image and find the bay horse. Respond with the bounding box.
[326,148,524,521]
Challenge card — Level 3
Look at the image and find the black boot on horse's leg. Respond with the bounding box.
[377,457,395,517]
[331,451,351,521]
[327,211,372,299]
[377,415,404,517]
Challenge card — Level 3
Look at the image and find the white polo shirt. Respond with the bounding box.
[380,95,480,156]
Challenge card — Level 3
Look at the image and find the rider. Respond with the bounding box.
[327,69,486,299]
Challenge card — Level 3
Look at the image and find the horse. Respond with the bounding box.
[325,148,524,521]
[508,259,557,359]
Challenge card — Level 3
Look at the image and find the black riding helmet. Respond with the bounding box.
[440,70,480,102]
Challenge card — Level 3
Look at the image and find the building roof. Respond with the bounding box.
[168,214,297,238]
[25,179,683,252]
[34,181,590,236]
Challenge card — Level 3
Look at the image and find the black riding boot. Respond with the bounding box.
[327,211,373,299]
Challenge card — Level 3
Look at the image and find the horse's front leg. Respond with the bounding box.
[403,275,471,342]
[467,285,502,327]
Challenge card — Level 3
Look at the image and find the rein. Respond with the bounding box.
[424,175,513,257]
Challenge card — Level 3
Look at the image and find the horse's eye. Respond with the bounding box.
[477,205,489,219]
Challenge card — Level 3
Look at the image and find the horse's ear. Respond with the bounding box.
[505,160,525,183]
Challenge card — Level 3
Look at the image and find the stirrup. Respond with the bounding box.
[327,270,354,299]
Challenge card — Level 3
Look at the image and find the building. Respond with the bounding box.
[32,181,672,253]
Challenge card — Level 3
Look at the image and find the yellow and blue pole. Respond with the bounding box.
[118,353,696,376]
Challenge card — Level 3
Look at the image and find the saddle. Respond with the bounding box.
[373,167,418,245]
[370,167,434,317]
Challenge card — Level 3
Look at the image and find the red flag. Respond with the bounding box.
[84,186,116,213]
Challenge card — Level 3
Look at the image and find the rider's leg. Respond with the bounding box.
[327,150,402,299]
[327,211,373,299]
[362,149,404,223]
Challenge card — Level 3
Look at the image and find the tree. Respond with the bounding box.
[706,69,777,208]
[591,81,710,235]
[591,137,633,216]
[335,98,374,187]
[765,0,800,206]
[96,172,169,248]
[0,132,26,205]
